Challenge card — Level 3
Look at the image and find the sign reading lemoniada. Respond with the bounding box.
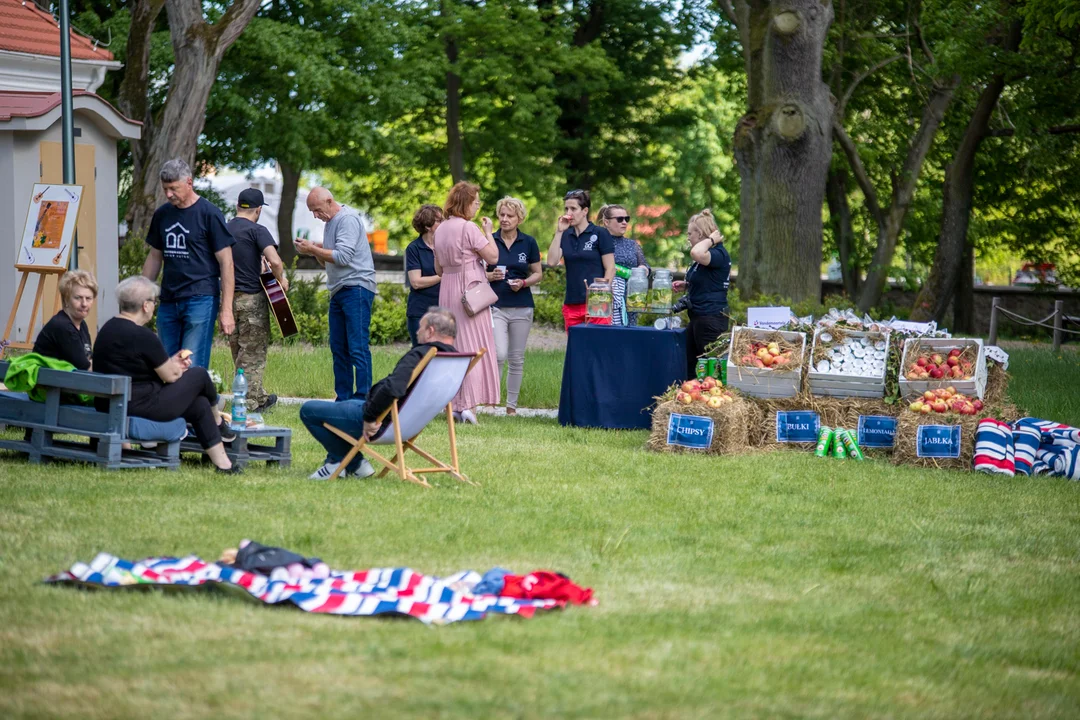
[18,184,83,270]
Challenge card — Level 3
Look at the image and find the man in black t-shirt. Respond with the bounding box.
[141,158,235,370]
[226,188,289,412]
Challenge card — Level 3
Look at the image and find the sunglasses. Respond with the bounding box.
[564,190,587,200]
[609,216,630,223]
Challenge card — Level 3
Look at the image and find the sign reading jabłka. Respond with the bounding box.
[916,424,962,458]
[775,411,820,443]
[667,413,715,450]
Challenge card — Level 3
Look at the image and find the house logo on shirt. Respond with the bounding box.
[583,234,597,251]
[518,252,527,263]
[164,222,189,256]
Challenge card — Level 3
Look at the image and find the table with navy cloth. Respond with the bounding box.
[558,325,688,430]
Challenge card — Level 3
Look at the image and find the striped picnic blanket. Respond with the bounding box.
[45,553,565,625]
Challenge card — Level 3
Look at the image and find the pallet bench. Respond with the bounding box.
[180,425,292,470]
[0,360,186,470]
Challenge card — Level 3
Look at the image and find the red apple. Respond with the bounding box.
[917,357,929,367]
[972,399,984,412]
[690,390,703,403]
[920,404,932,414]
[930,367,944,379]
[947,356,959,367]
[931,353,944,365]
[741,355,754,365]
[932,400,948,413]
[949,348,962,358]
[681,381,696,393]
[676,391,693,405]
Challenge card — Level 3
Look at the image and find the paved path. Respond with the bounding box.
[227,395,559,419]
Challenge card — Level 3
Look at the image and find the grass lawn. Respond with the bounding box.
[210,344,566,409]
[1,347,1078,717]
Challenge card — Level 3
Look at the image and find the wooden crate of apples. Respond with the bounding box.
[725,326,805,399]
[899,337,987,401]
[675,375,736,409]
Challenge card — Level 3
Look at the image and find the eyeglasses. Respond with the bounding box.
[610,216,630,223]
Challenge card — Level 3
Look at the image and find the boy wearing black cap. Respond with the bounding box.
[226,188,289,412]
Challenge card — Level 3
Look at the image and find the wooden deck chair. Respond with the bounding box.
[323,348,486,487]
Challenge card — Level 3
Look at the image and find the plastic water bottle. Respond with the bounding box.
[231,368,247,430]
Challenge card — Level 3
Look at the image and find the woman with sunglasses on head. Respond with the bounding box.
[598,204,649,326]
[672,209,731,379]
[547,189,615,330]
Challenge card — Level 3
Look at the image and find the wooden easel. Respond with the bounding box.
[1,264,66,358]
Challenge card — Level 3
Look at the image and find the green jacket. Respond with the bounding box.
[4,353,91,404]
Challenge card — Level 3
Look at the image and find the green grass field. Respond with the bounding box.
[1,347,1078,718]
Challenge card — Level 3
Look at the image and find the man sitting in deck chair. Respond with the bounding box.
[300,307,457,480]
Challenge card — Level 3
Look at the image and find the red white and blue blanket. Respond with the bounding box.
[45,553,566,625]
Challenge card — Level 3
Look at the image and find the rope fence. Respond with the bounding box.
[989,297,1080,351]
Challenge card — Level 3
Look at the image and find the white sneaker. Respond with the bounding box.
[308,462,345,481]
[460,409,479,425]
[354,459,376,478]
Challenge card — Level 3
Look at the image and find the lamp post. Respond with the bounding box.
[58,0,77,269]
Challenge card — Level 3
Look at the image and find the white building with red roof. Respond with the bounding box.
[0,0,140,337]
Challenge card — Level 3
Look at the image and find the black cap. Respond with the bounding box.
[238,188,269,209]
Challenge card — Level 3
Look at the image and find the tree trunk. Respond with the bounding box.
[953,243,974,333]
[732,0,834,303]
[853,76,959,313]
[826,166,858,297]
[445,33,465,183]
[277,162,301,267]
[911,21,1022,323]
[126,0,262,239]
[116,0,166,240]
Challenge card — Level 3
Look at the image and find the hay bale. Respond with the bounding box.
[891,411,983,471]
[744,392,901,451]
[647,397,753,455]
[984,362,1011,405]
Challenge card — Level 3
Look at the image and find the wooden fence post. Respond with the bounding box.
[1053,300,1064,352]
[988,297,1001,346]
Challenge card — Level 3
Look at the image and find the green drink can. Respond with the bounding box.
[838,428,864,460]
[831,435,848,459]
[696,358,708,380]
[720,356,728,385]
[815,426,833,458]
[707,357,718,379]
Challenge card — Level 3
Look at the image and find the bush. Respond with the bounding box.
[118,234,149,280]
[534,265,566,328]
[370,283,409,345]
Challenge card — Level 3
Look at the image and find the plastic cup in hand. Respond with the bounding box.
[496,265,506,278]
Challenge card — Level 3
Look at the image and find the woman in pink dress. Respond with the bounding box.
[434,182,501,424]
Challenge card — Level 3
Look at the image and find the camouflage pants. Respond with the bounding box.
[230,292,270,410]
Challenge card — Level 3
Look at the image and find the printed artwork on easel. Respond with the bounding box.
[19,184,83,269]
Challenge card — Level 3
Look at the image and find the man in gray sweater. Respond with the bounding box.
[295,187,378,401]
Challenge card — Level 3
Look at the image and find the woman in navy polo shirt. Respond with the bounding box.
[485,196,543,415]
[547,189,615,330]
[673,209,731,378]
[404,204,443,345]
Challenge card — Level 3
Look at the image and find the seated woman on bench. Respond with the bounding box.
[92,276,240,474]
[301,307,458,480]
[32,269,98,370]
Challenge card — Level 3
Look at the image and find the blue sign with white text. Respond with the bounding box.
[858,415,898,449]
[775,411,820,443]
[916,424,962,458]
[667,413,715,449]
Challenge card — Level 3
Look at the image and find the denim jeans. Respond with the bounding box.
[300,399,366,472]
[328,285,375,401]
[157,294,219,369]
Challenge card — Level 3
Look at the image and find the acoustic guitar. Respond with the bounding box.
[53,244,67,265]
[260,259,298,338]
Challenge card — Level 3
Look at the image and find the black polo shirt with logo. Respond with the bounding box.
[560,222,614,305]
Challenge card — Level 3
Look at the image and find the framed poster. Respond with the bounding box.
[18,184,84,270]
